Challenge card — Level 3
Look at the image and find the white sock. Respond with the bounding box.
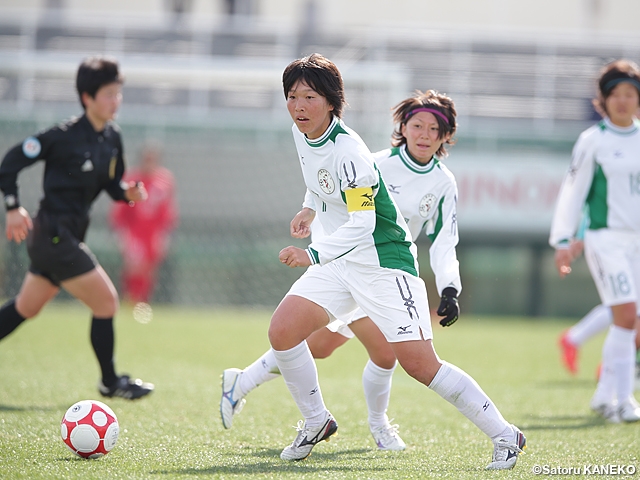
[567,305,612,346]
[594,325,635,404]
[429,361,509,439]
[272,341,327,426]
[362,359,396,429]
[236,348,281,398]
[611,325,635,402]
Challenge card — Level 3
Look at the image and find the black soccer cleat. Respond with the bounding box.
[98,374,154,400]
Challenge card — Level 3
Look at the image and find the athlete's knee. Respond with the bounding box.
[268,319,287,350]
[92,292,119,318]
[398,356,441,386]
[14,297,44,319]
[369,353,397,370]
[612,304,636,329]
[363,337,396,369]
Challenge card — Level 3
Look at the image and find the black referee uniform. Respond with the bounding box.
[0,114,128,285]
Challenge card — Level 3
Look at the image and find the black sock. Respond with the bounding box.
[0,299,27,341]
[90,316,118,386]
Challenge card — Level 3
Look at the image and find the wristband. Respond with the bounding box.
[4,194,19,211]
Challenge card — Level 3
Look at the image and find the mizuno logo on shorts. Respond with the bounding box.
[397,325,413,335]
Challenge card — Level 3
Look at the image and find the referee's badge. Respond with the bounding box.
[22,137,41,158]
[81,159,94,172]
[317,169,335,194]
[419,194,437,217]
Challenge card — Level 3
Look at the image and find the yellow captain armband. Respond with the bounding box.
[345,187,375,212]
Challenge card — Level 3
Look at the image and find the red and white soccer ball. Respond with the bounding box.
[60,400,119,459]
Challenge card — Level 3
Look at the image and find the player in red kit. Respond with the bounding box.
[111,144,178,306]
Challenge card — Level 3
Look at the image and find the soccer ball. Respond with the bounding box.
[60,400,119,459]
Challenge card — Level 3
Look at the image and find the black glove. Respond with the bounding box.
[437,287,459,327]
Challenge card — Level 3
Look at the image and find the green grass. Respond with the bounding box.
[0,302,637,479]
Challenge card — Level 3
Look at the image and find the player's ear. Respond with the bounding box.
[80,92,92,109]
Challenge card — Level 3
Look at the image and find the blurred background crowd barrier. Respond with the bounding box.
[1,0,639,317]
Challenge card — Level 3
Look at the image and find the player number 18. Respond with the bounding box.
[609,272,631,297]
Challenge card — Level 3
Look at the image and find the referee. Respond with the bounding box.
[0,56,153,400]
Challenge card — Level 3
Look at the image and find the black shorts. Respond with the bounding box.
[26,210,98,286]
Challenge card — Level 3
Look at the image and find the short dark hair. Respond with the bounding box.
[282,53,346,118]
[76,56,123,110]
[391,90,457,158]
[593,59,640,116]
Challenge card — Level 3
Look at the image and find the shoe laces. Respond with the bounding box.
[290,420,309,447]
[492,437,524,462]
[373,420,401,440]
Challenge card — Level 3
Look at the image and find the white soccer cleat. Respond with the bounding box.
[590,398,621,424]
[618,397,640,423]
[370,417,406,451]
[485,424,526,470]
[220,368,246,429]
[280,412,338,461]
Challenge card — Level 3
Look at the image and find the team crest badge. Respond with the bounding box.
[22,137,41,158]
[81,159,94,172]
[318,169,335,194]
[419,194,437,217]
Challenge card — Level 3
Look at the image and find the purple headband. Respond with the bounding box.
[405,107,450,125]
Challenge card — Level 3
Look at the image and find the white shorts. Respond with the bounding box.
[584,229,640,309]
[287,258,432,342]
[325,307,367,339]
[326,319,355,338]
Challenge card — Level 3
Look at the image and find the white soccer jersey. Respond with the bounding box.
[375,145,462,295]
[293,116,419,275]
[550,118,640,248]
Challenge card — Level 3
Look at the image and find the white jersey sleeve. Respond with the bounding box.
[302,189,316,210]
[549,126,598,249]
[375,146,461,295]
[426,174,462,295]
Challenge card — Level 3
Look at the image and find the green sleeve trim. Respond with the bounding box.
[307,247,320,265]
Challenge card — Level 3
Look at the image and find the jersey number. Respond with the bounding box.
[609,272,631,297]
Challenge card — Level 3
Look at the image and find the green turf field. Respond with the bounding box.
[0,302,637,479]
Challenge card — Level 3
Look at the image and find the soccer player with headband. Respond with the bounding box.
[221,90,463,453]
[550,59,640,423]
[222,53,526,470]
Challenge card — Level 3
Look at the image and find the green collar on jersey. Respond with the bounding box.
[396,145,439,174]
[304,116,349,147]
[599,118,639,135]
